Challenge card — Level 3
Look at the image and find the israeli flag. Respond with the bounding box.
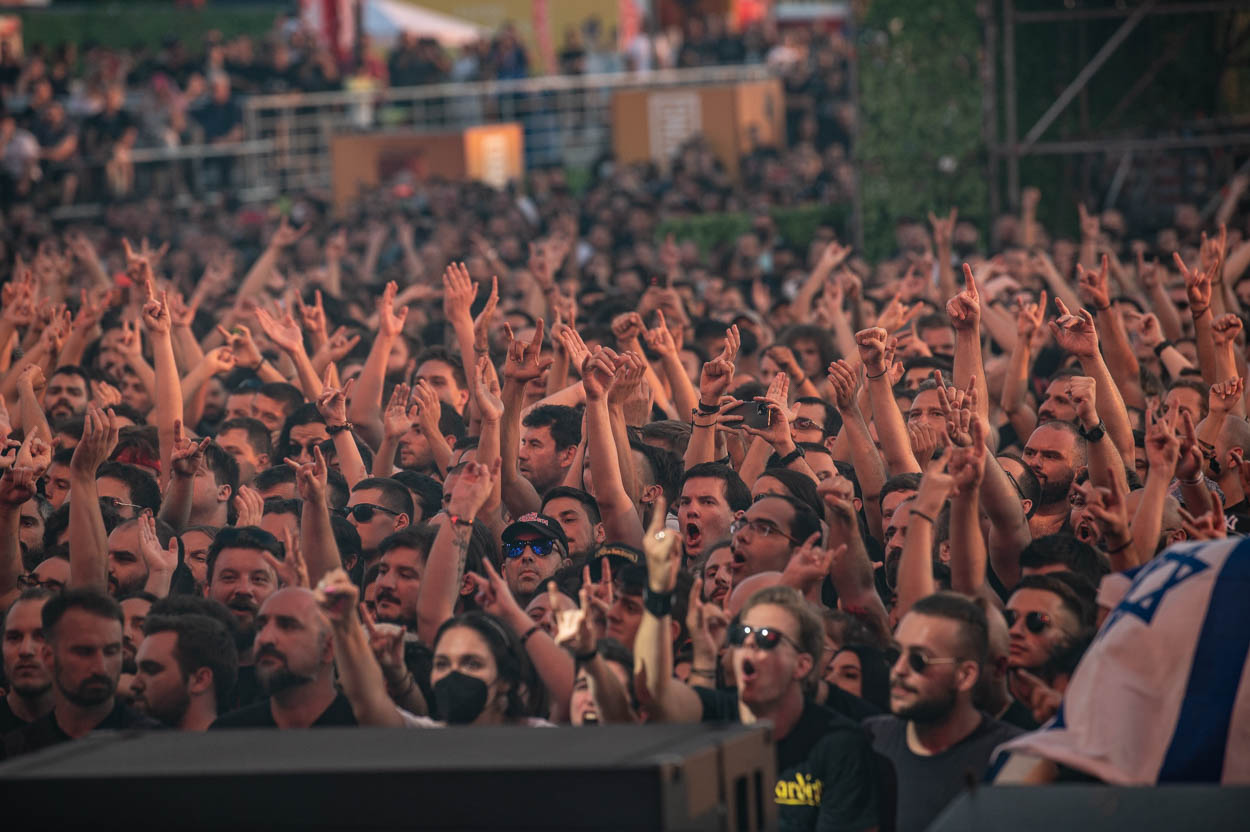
[993,537,1250,784]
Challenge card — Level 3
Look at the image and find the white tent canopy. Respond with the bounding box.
[363,0,487,47]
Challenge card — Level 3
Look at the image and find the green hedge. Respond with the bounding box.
[856,1,986,261]
[656,204,851,254]
[19,3,280,51]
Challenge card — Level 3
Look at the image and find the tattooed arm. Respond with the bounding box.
[416,459,499,646]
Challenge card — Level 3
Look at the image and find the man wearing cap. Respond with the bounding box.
[501,513,572,606]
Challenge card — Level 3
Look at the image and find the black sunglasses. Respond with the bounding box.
[1004,609,1053,634]
[504,539,556,558]
[727,624,801,652]
[903,648,960,674]
[342,503,400,523]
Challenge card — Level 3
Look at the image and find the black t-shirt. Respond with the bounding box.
[0,697,35,736]
[224,664,264,712]
[865,712,1022,832]
[209,691,357,729]
[997,698,1039,731]
[1,700,162,760]
[816,682,882,723]
[697,688,879,832]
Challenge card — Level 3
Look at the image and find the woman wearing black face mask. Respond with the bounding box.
[426,612,545,726]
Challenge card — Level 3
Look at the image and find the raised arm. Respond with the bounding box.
[1134,409,1180,567]
[929,208,959,301]
[68,407,118,592]
[820,477,891,642]
[498,321,549,519]
[894,455,947,621]
[947,263,990,421]
[859,327,920,475]
[316,570,406,726]
[1177,252,1219,386]
[827,359,888,537]
[0,465,38,607]
[316,375,369,488]
[634,499,704,723]
[643,310,698,419]
[1078,255,1143,407]
[416,459,498,646]
[1049,298,1135,465]
[583,348,645,547]
[254,306,324,403]
[684,326,740,470]
[348,281,408,449]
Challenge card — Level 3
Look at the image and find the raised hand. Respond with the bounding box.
[947,436,986,495]
[1015,290,1048,340]
[446,457,500,521]
[121,237,156,292]
[1134,312,1165,349]
[314,326,362,367]
[555,318,591,372]
[1212,313,1243,347]
[698,325,740,405]
[410,378,443,436]
[314,568,359,627]
[610,312,645,346]
[607,351,648,409]
[1077,203,1100,240]
[909,422,942,467]
[877,291,924,334]
[1209,376,1245,416]
[361,604,408,680]
[294,289,328,339]
[474,357,504,423]
[816,240,853,273]
[1066,375,1098,427]
[825,359,861,413]
[856,327,889,376]
[316,370,355,426]
[1143,407,1180,477]
[15,433,51,475]
[744,381,794,449]
[233,484,264,527]
[442,261,478,323]
[686,578,730,662]
[378,281,410,338]
[1074,470,1130,550]
[202,346,236,376]
[472,275,499,353]
[946,264,981,331]
[581,347,619,402]
[137,510,179,575]
[1048,297,1099,358]
[169,420,211,479]
[215,323,264,369]
[781,532,836,595]
[642,496,679,594]
[286,445,329,505]
[1136,250,1161,290]
[553,581,593,656]
[501,318,552,383]
[383,383,415,440]
[70,407,120,477]
[253,305,305,355]
[0,465,38,506]
[139,281,172,335]
[1174,251,1212,314]
[928,207,957,249]
[1076,255,1111,312]
[262,526,309,588]
[1174,410,1204,484]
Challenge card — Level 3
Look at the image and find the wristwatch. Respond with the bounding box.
[1079,420,1106,443]
[777,445,806,466]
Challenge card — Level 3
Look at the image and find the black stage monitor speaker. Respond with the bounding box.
[927,784,1250,832]
[0,723,778,832]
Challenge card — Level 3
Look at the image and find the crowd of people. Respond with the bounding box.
[0,137,1247,825]
[0,11,854,205]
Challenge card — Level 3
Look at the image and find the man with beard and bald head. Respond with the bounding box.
[202,526,284,710]
[43,367,91,424]
[210,588,356,729]
[0,590,54,734]
[866,593,1021,832]
[107,517,177,597]
[3,589,160,758]
[1021,422,1087,538]
[130,614,238,731]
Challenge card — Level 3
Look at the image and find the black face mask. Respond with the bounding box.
[432,671,489,725]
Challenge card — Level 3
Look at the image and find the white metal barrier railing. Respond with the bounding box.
[240,65,779,195]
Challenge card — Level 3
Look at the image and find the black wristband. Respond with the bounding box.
[776,446,805,466]
[573,647,598,665]
[696,401,720,415]
[519,625,542,645]
[643,587,674,618]
[1153,340,1174,357]
[865,368,887,379]
[326,422,353,435]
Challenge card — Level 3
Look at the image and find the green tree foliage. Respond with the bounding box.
[857,1,986,261]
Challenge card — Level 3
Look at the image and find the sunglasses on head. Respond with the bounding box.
[343,503,400,523]
[1004,609,1053,634]
[903,648,960,674]
[727,624,800,652]
[504,539,556,558]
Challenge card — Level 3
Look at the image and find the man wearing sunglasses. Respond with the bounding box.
[866,592,1021,832]
[500,513,571,606]
[638,572,881,832]
[1005,574,1091,710]
[344,479,413,566]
